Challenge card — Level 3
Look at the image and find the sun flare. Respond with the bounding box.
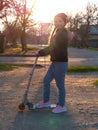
[33,0,60,22]
[26,0,98,22]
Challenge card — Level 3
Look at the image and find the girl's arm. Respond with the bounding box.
[38,45,51,56]
[67,30,74,44]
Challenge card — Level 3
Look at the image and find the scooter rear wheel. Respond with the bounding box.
[27,102,34,110]
[18,103,25,112]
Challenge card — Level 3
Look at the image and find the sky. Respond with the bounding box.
[31,0,98,22]
[1,0,98,31]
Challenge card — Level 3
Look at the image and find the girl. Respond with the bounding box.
[35,13,73,113]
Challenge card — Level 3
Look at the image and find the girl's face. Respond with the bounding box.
[54,16,65,29]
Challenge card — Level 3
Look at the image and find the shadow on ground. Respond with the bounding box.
[12,84,77,130]
[1,65,98,130]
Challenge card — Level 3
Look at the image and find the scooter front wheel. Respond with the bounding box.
[18,103,25,112]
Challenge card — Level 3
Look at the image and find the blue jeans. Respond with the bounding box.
[43,62,68,106]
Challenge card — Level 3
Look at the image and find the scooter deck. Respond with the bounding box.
[30,104,56,110]
[33,104,56,109]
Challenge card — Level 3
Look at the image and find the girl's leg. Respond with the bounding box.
[43,63,54,102]
[53,62,68,106]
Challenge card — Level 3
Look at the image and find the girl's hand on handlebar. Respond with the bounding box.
[35,52,40,57]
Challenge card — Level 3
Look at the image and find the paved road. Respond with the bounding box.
[0,47,98,66]
[68,47,98,66]
[0,47,98,130]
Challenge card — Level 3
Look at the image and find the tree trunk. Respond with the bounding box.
[0,34,5,53]
[21,30,27,51]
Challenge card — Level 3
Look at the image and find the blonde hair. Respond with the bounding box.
[48,26,56,45]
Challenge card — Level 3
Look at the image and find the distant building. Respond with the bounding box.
[79,24,98,47]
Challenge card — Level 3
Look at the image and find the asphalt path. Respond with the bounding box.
[0,47,98,66]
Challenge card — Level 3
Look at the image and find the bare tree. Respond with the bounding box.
[13,0,36,51]
[69,12,84,47]
[79,3,98,47]
[69,12,83,31]
[69,2,98,48]
[0,0,9,52]
[1,0,21,46]
[1,0,36,51]
[4,22,22,46]
[0,0,8,11]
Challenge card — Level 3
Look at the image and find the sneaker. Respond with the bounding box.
[52,105,67,113]
[35,100,51,108]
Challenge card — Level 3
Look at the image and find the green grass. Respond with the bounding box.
[93,80,98,87]
[0,63,31,71]
[27,45,38,51]
[0,63,19,71]
[3,44,39,55]
[14,44,38,51]
[87,47,98,51]
[1,63,98,72]
[68,66,98,72]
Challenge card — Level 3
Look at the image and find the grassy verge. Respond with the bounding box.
[1,63,98,72]
[0,63,19,71]
[2,44,39,55]
[93,80,98,87]
[68,66,98,72]
[87,47,98,51]
[0,63,30,71]
[14,44,38,51]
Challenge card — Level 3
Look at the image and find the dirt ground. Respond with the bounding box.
[0,65,98,130]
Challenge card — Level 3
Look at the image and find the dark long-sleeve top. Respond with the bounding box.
[39,28,68,62]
